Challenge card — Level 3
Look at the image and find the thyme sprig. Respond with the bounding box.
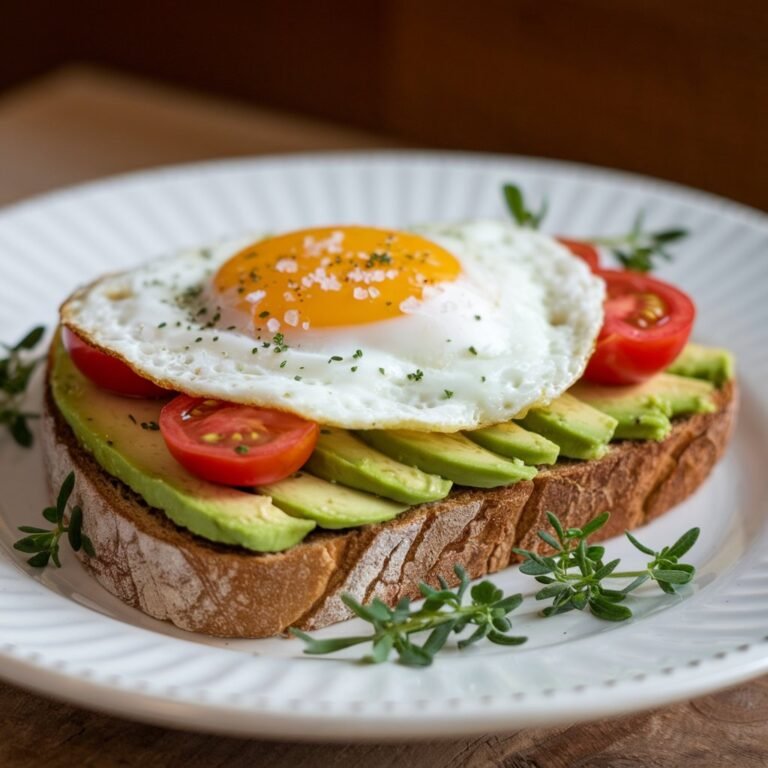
[294,511,700,663]
[292,565,526,667]
[502,184,688,273]
[514,511,699,621]
[0,325,46,447]
[14,471,95,568]
[590,212,688,273]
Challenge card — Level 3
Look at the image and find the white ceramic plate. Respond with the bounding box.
[0,152,766,740]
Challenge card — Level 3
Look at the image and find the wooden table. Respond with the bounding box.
[1,67,765,767]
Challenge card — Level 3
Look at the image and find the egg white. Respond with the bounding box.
[60,221,604,431]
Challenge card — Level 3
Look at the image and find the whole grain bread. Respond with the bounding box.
[42,382,737,638]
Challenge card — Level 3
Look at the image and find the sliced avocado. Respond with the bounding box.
[259,472,407,528]
[356,429,537,488]
[50,339,315,552]
[667,342,735,388]
[571,372,716,441]
[517,393,617,460]
[305,427,452,504]
[466,422,560,465]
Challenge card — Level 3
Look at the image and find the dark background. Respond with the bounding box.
[3,0,767,209]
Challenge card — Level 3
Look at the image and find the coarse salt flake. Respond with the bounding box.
[284,309,299,327]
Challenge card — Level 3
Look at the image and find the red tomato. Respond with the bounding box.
[557,237,600,271]
[583,270,695,385]
[159,395,319,486]
[62,326,168,398]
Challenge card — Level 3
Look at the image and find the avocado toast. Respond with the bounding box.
[43,337,737,638]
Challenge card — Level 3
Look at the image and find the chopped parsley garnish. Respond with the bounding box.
[329,355,343,363]
[272,333,288,353]
[157,322,167,328]
[365,251,392,268]
[379,367,386,375]
[353,349,364,359]
[407,369,424,382]
[442,390,454,399]
[234,445,249,454]
[468,346,478,355]
[140,421,160,431]
[259,310,270,318]
[175,284,203,309]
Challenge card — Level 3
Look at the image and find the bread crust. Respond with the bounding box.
[42,382,737,638]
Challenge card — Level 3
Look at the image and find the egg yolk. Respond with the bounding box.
[213,226,461,331]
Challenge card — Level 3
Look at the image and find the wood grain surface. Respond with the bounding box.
[0,67,765,767]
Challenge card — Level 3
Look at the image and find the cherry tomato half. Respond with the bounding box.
[583,270,695,385]
[557,237,600,271]
[62,326,168,398]
[159,395,319,486]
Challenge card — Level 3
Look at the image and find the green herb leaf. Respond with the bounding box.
[470,581,502,605]
[9,414,33,447]
[26,551,51,568]
[487,630,527,646]
[651,568,694,585]
[289,629,371,655]
[580,512,610,537]
[370,633,394,663]
[421,621,455,657]
[67,505,83,551]
[12,326,45,352]
[625,530,655,555]
[396,641,433,667]
[81,535,96,558]
[588,595,633,622]
[56,472,75,522]
[502,184,548,229]
[666,527,700,559]
[537,530,561,550]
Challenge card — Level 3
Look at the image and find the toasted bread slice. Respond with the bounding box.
[41,382,737,638]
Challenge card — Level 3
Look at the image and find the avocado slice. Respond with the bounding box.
[466,422,560,465]
[305,427,452,504]
[667,342,735,388]
[259,472,407,528]
[50,340,315,552]
[356,429,537,488]
[517,393,618,460]
[571,372,716,441]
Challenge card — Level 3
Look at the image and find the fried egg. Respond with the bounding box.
[60,221,604,431]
